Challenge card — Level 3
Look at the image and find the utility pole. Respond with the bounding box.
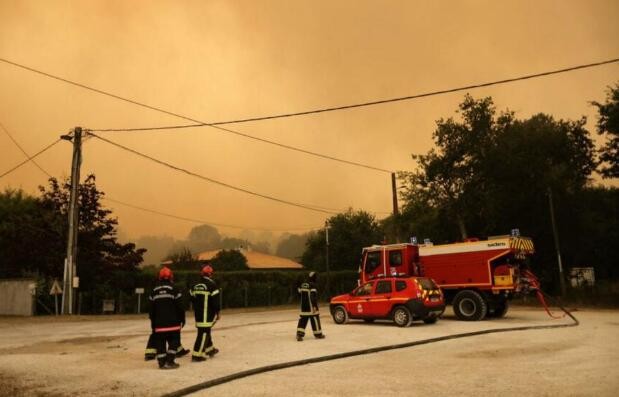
[547,187,566,297]
[391,172,399,216]
[325,220,330,296]
[391,172,400,243]
[61,127,83,314]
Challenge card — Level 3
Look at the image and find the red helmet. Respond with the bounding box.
[159,266,173,281]
[201,265,213,277]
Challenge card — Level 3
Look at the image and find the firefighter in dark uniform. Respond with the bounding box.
[148,267,186,369]
[296,271,325,341]
[190,264,221,361]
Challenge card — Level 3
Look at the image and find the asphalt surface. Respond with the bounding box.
[0,306,617,396]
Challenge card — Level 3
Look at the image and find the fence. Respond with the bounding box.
[33,270,360,315]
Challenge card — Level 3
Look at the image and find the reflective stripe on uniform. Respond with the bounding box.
[155,325,181,332]
[145,348,157,354]
[152,293,175,300]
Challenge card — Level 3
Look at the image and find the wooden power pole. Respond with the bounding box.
[61,127,83,314]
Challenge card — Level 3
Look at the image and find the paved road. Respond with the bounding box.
[0,306,617,396]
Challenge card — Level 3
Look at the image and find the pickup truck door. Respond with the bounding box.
[349,281,374,317]
[368,280,393,317]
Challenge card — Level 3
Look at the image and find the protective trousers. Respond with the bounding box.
[296,314,323,338]
[155,331,180,368]
[192,327,214,358]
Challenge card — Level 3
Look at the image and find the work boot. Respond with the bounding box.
[315,334,326,339]
[176,348,190,358]
[206,348,219,358]
[191,356,206,362]
[160,362,180,370]
[144,353,156,361]
[296,335,303,342]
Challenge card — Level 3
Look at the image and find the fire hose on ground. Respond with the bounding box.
[163,285,578,397]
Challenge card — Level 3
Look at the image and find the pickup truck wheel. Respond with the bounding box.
[453,290,488,321]
[332,305,348,324]
[488,300,509,318]
[423,317,437,324]
[392,306,412,327]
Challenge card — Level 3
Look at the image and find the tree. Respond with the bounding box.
[592,83,619,178]
[165,246,201,271]
[38,175,146,290]
[398,94,599,287]
[399,95,511,239]
[301,209,383,271]
[185,224,222,254]
[0,188,64,278]
[276,233,308,260]
[211,249,248,271]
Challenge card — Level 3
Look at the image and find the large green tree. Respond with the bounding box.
[37,175,146,290]
[397,95,600,285]
[301,209,383,271]
[592,83,619,178]
[0,188,64,278]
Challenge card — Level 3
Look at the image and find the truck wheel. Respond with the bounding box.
[488,300,509,318]
[453,290,488,321]
[423,317,437,324]
[392,306,412,327]
[332,305,348,324]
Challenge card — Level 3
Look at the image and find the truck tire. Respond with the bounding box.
[332,305,348,324]
[488,300,509,318]
[392,306,412,327]
[453,290,488,321]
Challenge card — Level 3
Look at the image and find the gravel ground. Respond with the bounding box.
[0,306,617,396]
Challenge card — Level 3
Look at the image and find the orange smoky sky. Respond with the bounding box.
[1,0,618,242]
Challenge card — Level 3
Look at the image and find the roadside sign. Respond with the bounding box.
[50,280,63,316]
[50,280,63,295]
[135,287,145,313]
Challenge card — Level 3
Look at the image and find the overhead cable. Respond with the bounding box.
[0,138,61,179]
[0,56,392,174]
[0,122,53,178]
[0,126,323,232]
[88,57,619,127]
[86,131,338,215]
[103,197,322,232]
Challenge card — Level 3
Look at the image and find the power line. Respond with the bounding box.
[103,197,322,232]
[0,56,393,174]
[86,131,339,215]
[3,57,615,174]
[0,138,61,179]
[0,127,324,232]
[0,122,52,178]
[89,57,619,127]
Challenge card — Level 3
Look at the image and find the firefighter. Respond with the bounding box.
[296,271,325,341]
[148,267,186,369]
[190,264,221,362]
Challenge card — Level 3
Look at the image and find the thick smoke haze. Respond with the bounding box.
[1,0,618,245]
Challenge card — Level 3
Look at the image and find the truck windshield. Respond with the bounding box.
[418,278,437,290]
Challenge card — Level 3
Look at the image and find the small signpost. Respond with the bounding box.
[49,280,63,315]
[135,288,145,314]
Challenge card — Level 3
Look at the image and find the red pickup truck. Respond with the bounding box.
[329,277,445,327]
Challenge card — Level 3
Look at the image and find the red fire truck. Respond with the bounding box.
[359,234,535,321]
